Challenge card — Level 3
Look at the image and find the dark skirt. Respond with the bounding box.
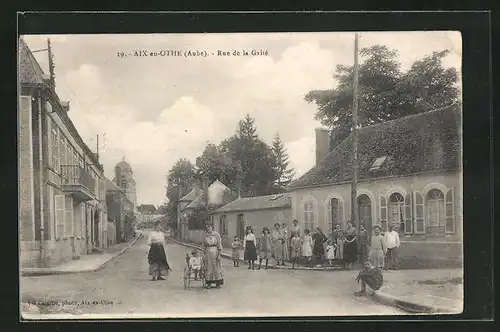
[344,237,358,263]
[244,240,258,261]
[148,243,171,275]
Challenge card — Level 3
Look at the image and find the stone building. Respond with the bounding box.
[287,104,462,264]
[114,158,137,213]
[19,37,108,268]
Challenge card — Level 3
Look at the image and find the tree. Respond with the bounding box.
[271,133,295,190]
[164,158,197,228]
[220,115,278,197]
[305,45,459,150]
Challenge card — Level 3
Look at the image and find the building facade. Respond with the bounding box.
[210,194,292,247]
[105,176,135,243]
[19,38,108,268]
[288,104,463,263]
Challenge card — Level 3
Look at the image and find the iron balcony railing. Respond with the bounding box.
[60,164,96,194]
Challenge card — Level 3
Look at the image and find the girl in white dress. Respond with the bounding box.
[324,240,336,267]
[301,229,314,267]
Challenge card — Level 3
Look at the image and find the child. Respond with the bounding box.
[301,229,313,268]
[355,260,384,296]
[290,232,302,269]
[325,239,335,267]
[258,228,272,270]
[189,250,202,280]
[231,236,241,267]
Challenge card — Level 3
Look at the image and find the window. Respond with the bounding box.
[60,136,67,166]
[404,193,413,234]
[388,193,404,227]
[326,197,343,234]
[303,200,315,232]
[370,156,387,171]
[426,189,446,234]
[219,215,227,236]
[65,196,73,237]
[51,128,59,171]
[414,192,425,233]
[54,195,65,239]
[380,195,387,222]
[445,188,455,234]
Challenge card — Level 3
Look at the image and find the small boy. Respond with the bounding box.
[355,260,384,296]
[189,250,202,280]
[231,236,241,267]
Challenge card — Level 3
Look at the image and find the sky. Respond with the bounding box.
[23,32,461,207]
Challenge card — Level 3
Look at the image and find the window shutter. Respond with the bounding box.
[65,196,73,237]
[414,192,425,234]
[445,188,455,234]
[55,195,65,239]
[380,196,387,222]
[404,192,413,234]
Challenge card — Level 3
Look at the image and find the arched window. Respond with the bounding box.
[326,197,343,234]
[388,193,404,230]
[426,189,446,234]
[302,199,315,232]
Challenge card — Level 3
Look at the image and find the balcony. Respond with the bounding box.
[60,165,96,201]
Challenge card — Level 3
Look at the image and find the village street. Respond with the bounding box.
[21,230,402,318]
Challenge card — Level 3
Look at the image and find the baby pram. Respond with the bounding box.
[183,251,205,290]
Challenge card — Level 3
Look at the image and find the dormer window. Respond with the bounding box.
[370,156,387,171]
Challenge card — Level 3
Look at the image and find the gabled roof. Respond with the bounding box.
[212,194,291,214]
[288,104,461,190]
[179,187,203,202]
[185,194,205,210]
[137,204,157,213]
[19,37,47,85]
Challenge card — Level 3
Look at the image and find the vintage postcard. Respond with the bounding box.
[18,31,463,319]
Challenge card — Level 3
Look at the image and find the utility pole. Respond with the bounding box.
[351,33,360,263]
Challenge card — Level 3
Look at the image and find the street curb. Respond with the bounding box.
[94,234,143,272]
[370,291,454,314]
[21,235,143,277]
[168,237,348,272]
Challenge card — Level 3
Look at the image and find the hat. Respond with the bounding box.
[372,224,381,230]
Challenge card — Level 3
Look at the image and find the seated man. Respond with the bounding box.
[189,250,202,280]
[355,261,384,296]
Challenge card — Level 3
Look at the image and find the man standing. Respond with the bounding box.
[384,223,400,270]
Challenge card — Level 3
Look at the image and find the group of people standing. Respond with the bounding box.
[232,219,401,271]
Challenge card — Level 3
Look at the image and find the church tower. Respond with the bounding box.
[114,157,137,211]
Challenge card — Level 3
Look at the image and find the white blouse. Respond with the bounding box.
[243,233,256,248]
[147,231,166,245]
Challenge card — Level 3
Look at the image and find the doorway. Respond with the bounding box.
[357,194,373,232]
[237,214,245,240]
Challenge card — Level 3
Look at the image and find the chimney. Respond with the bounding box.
[315,128,330,165]
[60,101,70,113]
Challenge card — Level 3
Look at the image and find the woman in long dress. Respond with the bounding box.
[312,227,328,266]
[258,227,272,270]
[344,221,358,268]
[147,221,171,281]
[271,223,285,266]
[289,219,301,259]
[280,223,289,263]
[202,223,224,288]
[243,226,258,270]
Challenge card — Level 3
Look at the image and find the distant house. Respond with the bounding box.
[178,179,236,243]
[287,104,462,263]
[210,194,292,247]
[137,204,157,215]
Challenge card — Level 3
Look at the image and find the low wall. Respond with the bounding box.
[398,241,463,269]
[187,229,205,245]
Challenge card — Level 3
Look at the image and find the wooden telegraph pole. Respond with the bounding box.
[351,33,361,264]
